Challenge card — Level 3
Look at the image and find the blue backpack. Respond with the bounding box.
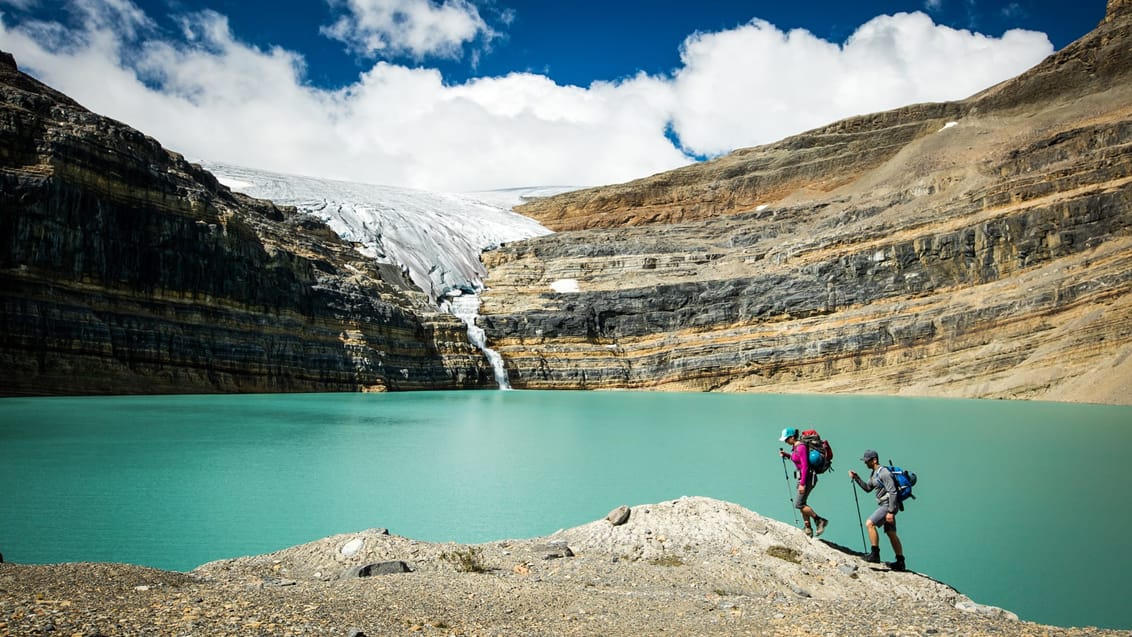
[886,461,917,501]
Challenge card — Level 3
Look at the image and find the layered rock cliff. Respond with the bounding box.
[0,52,494,395]
[481,3,1132,404]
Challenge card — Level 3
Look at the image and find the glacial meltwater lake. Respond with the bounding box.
[1,390,1129,629]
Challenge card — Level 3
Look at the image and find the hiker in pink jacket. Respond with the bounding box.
[779,427,829,538]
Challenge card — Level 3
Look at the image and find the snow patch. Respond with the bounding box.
[216,176,254,190]
[551,279,580,293]
[938,121,958,132]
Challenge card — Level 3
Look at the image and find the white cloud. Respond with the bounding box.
[667,13,1052,157]
[322,0,494,60]
[0,2,1054,192]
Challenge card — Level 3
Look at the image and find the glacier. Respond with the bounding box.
[206,162,566,388]
[205,162,559,302]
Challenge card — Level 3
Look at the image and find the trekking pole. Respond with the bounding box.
[851,476,867,553]
[780,451,800,527]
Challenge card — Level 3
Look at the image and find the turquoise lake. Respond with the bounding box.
[1,390,1129,629]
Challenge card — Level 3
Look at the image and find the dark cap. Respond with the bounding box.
[861,449,879,462]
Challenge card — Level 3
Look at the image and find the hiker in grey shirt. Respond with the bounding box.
[849,449,906,571]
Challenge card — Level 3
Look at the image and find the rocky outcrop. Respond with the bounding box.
[0,53,495,395]
[10,497,1119,635]
[1107,0,1132,22]
[196,497,957,604]
[481,5,1132,404]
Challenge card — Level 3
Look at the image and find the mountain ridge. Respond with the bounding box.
[513,2,1130,231]
[1,2,1129,401]
[479,1,1132,404]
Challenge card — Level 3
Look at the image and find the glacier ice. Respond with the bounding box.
[205,162,558,302]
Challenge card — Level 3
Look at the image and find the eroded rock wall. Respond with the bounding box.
[481,7,1132,404]
[0,53,493,395]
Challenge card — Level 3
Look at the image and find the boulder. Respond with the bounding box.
[606,505,631,526]
[343,561,413,578]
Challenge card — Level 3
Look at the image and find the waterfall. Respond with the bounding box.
[443,291,511,390]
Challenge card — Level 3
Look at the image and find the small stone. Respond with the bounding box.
[541,542,574,559]
[955,600,1019,621]
[340,538,364,557]
[606,505,631,526]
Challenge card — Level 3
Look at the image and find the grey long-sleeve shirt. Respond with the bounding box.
[854,466,899,513]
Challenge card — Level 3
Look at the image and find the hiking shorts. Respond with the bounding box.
[867,506,897,532]
[794,474,817,509]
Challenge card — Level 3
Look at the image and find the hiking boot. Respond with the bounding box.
[886,558,907,571]
[814,517,828,537]
[803,525,813,538]
[863,548,880,563]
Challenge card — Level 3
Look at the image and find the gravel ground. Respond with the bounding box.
[2,498,1127,637]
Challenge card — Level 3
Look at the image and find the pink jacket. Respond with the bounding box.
[790,442,810,486]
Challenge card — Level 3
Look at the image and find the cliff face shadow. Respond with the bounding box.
[818,537,866,558]
[818,537,965,591]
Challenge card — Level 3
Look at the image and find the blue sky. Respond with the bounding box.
[0,1,1107,191]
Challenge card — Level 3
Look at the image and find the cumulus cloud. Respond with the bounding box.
[0,1,1054,191]
[322,0,495,59]
[668,13,1053,156]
